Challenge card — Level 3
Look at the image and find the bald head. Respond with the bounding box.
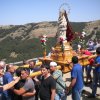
[0,61,6,76]
[6,64,15,73]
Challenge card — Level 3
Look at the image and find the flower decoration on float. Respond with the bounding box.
[40,34,47,50]
[59,35,66,53]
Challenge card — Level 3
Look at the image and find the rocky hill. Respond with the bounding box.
[0,20,100,63]
[0,21,86,42]
[0,22,58,42]
[83,20,100,40]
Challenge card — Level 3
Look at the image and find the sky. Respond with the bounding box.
[0,0,100,25]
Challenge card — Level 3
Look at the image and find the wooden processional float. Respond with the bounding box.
[17,8,96,77]
[39,8,96,73]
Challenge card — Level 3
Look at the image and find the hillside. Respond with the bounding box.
[83,20,100,40]
[0,20,100,63]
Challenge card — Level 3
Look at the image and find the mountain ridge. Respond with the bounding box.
[0,20,100,63]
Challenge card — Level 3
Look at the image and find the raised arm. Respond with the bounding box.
[3,77,20,91]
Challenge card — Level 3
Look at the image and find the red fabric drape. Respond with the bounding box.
[66,22,74,41]
[65,12,74,42]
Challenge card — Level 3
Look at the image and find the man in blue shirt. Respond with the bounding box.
[0,61,6,85]
[2,64,15,100]
[0,77,20,93]
[88,47,100,98]
[67,56,84,100]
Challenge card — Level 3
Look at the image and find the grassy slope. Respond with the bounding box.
[0,22,87,63]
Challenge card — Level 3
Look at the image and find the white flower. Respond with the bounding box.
[40,35,47,49]
[40,35,47,43]
[82,31,86,37]
[59,35,66,42]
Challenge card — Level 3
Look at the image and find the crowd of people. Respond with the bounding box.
[0,46,100,100]
[87,39,100,51]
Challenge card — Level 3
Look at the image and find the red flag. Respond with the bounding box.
[66,22,74,41]
[65,12,74,42]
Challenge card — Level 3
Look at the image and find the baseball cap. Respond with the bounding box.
[50,62,57,67]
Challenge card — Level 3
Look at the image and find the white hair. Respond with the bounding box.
[0,61,5,67]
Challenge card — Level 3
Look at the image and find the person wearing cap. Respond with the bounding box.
[67,56,84,100]
[50,62,67,100]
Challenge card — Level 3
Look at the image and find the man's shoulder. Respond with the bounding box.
[23,78,34,88]
[33,67,40,72]
[73,64,82,70]
[48,76,55,82]
[54,70,62,74]
[75,63,81,67]
[95,56,100,61]
[4,72,11,77]
[52,70,63,80]
[96,56,100,59]
[26,77,34,83]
